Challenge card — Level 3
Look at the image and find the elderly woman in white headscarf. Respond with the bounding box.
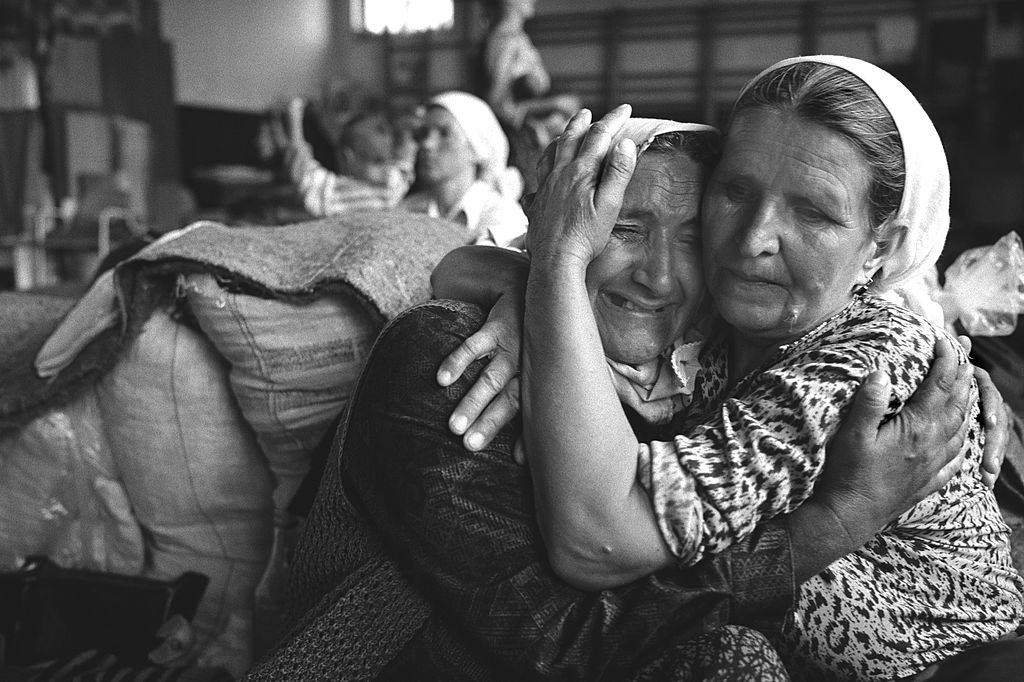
[399,91,528,249]
[514,56,1024,680]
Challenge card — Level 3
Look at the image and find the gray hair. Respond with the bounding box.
[732,62,905,254]
[645,129,721,178]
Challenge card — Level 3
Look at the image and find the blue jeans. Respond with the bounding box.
[270,300,791,680]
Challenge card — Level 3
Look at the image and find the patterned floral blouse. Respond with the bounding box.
[636,294,1024,680]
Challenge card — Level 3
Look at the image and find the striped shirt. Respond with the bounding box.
[285,143,409,217]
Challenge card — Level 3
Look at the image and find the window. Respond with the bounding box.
[351,0,454,35]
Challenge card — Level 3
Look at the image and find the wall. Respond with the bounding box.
[160,0,334,111]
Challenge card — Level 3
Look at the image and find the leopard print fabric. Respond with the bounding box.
[636,294,1024,679]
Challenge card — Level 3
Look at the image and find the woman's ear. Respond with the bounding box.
[864,222,907,284]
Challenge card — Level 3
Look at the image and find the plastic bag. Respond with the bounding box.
[0,386,145,574]
[939,231,1024,336]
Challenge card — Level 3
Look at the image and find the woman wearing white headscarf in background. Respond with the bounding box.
[511,56,1024,680]
[399,91,528,249]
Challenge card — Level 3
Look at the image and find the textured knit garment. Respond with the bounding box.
[248,300,797,680]
[639,294,1024,679]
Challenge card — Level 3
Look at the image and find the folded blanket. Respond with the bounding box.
[0,291,99,432]
[1,211,466,432]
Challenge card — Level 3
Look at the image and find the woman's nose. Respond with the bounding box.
[734,201,781,257]
[634,247,675,296]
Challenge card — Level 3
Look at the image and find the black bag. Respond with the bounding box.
[0,556,207,666]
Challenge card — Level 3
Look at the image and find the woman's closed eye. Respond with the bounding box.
[715,178,755,204]
[674,228,702,249]
[611,224,645,243]
[793,204,834,227]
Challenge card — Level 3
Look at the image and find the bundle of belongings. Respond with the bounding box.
[0,211,465,679]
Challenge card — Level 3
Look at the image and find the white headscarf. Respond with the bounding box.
[429,91,521,198]
[738,55,950,295]
[609,118,718,154]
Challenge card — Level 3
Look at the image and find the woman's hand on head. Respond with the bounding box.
[438,292,524,451]
[526,105,637,270]
[818,336,972,545]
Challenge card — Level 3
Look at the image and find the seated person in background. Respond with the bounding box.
[275,97,414,216]
[399,91,528,249]
[248,118,1002,680]
[506,58,1023,680]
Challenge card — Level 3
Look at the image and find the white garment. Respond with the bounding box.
[400,180,527,249]
[606,334,704,426]
[609,118,718,155]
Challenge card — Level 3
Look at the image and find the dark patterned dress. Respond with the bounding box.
[637,294,1024,679]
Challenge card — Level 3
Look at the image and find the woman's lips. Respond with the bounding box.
[603,292,670,314]
[727,268,782,286]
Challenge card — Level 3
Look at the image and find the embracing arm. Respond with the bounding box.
[431,245,530,447]
[532,328,973,591]
[520,106,674,589]
[431,245,529,308]
[525,252,671,588]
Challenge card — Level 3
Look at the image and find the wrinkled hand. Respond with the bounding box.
[525,105,637,269]
[817,336,971,543]
[438,293,523,451]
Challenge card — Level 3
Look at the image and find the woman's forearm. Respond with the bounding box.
[431,245,530,308]
[522,259,671,590]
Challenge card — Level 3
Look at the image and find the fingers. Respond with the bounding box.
[549,104,632,177]
[534,143,557,191]
[981,406,1010,490]
[956,333,973,356]
[513,437,528,466]
[437,328,500,387]
[841,370,891,445]
[594,137,637,220]
[944,406,971,465]
[960,334,1007,488]
[930,448,968,495]
[552,108,592,169]
[575,104,632,164]
[462,377,521,451]
[976,365,1008,489]
[902,337,970,431]
[447,350,519,434]
[976,365,1006,433]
